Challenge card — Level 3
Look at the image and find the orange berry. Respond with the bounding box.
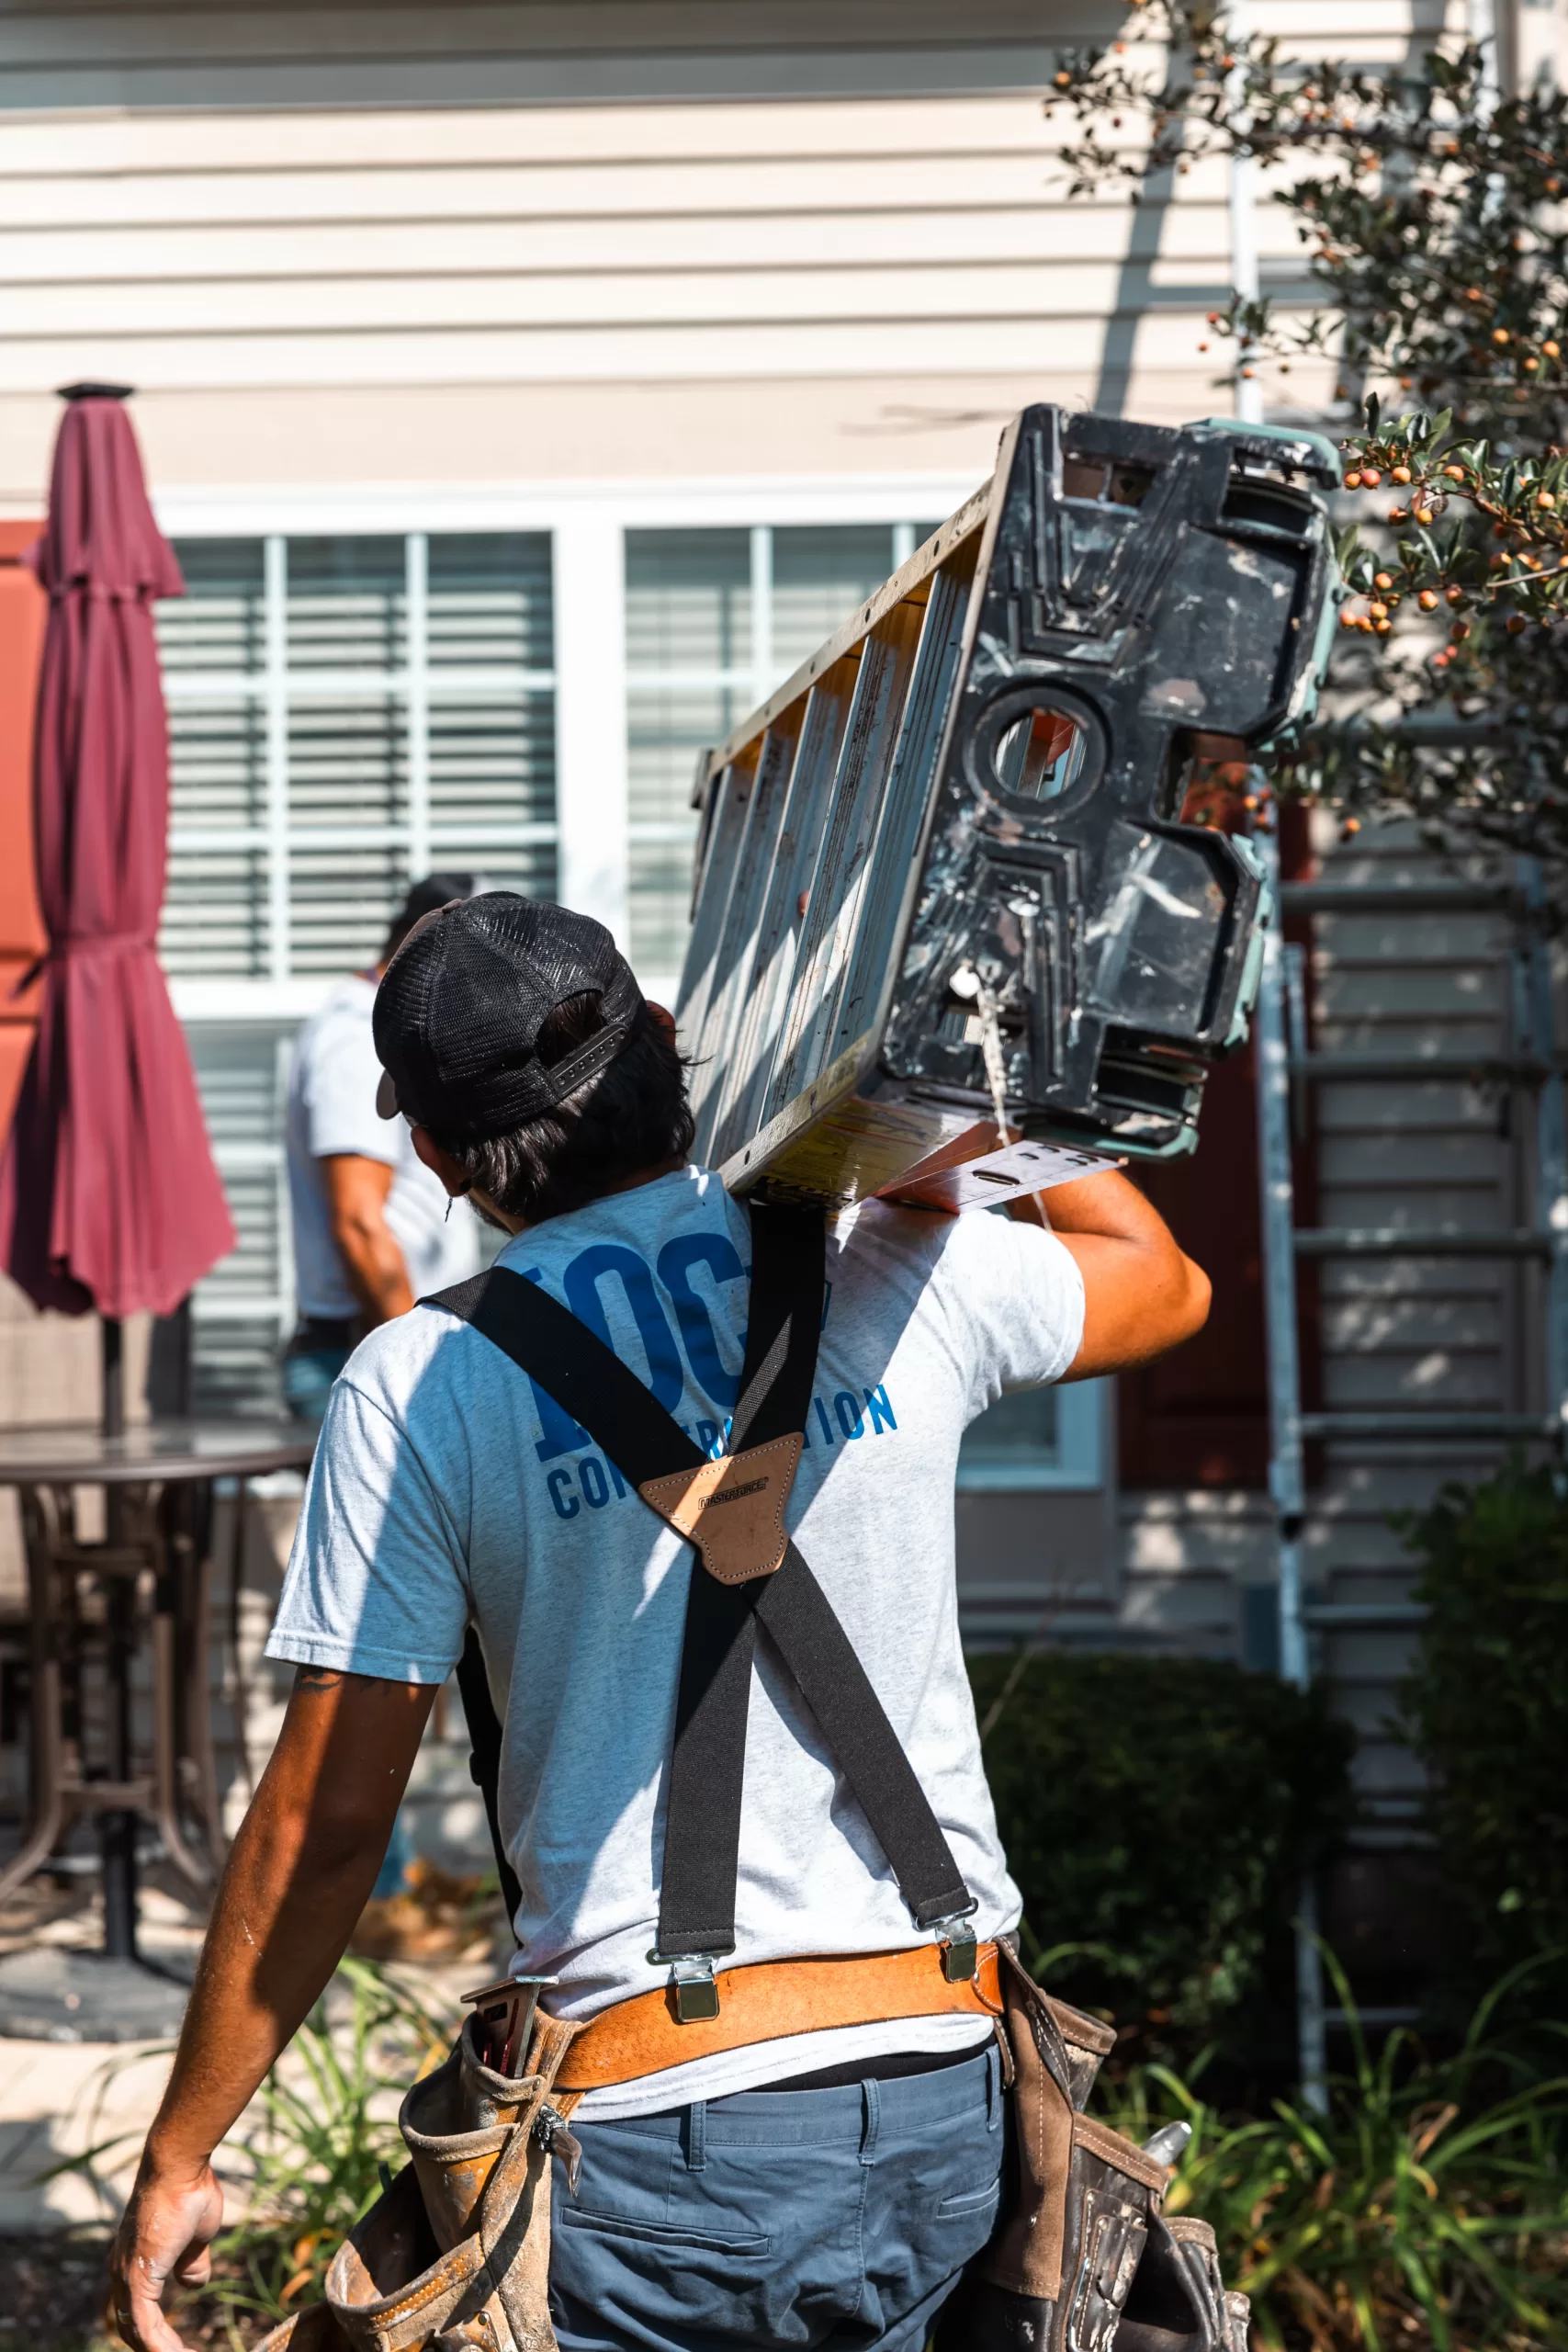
[1506,614,1529,633]
[1545,341,1562,358]
[1494,328,1512,345]
[1344,470,1364,488]
[1370,601,1389,619]
[1374,571,1393,589]
[1538,491,1557,508]
[1375,618,1393,633]
[1338,610,1359,628]
[1451,620,1471,640]
[1391,466,1413,484]
[1526,357,1541,373]
[1444,466,1466,480]
[1415,506,1435,524]
[1418,589,1439,609]
[1446,586,1465,603]
[1360,468,1382,487]
[1388,506,1409,522]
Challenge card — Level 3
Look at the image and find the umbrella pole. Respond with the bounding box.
[99,1315,139,1961]
[101,1315,124,1442]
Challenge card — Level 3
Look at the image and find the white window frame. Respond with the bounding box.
[956,1379,1106,1493]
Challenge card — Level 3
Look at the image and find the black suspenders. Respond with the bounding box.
[431,1202,976,2013]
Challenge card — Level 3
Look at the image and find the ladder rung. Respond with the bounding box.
[1288,1053,1555,1084]
[1299,1409,1559,1440]
[1293,1227,1551,1259]
[1324,2006,1422,2028]
[1280,881,1515,914]
[1301,1601,1427,1628]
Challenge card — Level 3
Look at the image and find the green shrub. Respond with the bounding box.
[1397,1462,1568,1980]
[969,1651,1353,2039]
[1101,1958,1568,2352]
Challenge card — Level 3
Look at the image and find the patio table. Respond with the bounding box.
[0,1419,313,2037]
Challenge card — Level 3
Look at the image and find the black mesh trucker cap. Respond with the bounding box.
[372,893,645,1140]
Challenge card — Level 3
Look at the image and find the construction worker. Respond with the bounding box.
[280,872,482,1422]
[111,895,1210,2352]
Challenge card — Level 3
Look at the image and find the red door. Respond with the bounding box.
[1118,806,1318,1488]
[0,520,46,1141]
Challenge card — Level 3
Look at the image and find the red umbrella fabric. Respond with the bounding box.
[0,390,235,1318]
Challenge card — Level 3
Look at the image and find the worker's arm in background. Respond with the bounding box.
[109,1668,437,2352]
[321,1152,415,1326]
[1010,1168,1211,1376]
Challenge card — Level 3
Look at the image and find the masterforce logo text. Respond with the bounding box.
[704,1477,768,1508]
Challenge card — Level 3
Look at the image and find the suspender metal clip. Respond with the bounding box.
[934,1915,979,1983]
[648,1947,724,2022]
[670,1955,721,2021]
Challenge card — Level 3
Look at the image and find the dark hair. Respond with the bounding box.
[382,872,476,963]
[427,993,694,1227]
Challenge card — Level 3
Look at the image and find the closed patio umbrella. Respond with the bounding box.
[0,385,237,1984]
[0,385,235,1365]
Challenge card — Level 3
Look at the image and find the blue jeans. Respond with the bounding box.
[548,2042,1005,2351]
[281,1340,351,1425]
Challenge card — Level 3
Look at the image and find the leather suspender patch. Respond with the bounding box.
[639,1432,804,1585]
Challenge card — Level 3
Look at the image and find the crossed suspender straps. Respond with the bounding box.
[431,1202,976,1987]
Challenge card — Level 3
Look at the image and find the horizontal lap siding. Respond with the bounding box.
[1300,826,1529,1815]
[0,0,1407,483]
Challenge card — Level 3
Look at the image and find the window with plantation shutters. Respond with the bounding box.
[624,524,912,978]
[158,529,557,1408]
[159,532,558,984]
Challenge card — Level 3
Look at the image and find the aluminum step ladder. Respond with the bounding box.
[1254,843,1568,2107]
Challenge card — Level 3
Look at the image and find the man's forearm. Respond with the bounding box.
[115,1671,434,2352]
[146,1751,388,2168]
[144,1669,432,2171]
[333,1211,416,1328]
[321,1154,416,1328]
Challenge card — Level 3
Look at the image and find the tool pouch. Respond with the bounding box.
[256,2005,582,2352]
[936,1941,1251,2352]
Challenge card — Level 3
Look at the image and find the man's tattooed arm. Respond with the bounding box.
[294,1664,344,1692]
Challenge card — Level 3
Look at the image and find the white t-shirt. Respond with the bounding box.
[266,1165,1085,2116]
[284,975,479,1322]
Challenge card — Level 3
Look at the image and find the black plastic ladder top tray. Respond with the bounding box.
[675,404,1343,1209]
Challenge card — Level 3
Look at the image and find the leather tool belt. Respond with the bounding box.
[260,1202,1251,2352]
[553,1939,1004,2094]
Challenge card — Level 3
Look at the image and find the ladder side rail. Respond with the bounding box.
[711,668,859,1167]
[1253,832,1328,2113]
[1517,857,1568,1434]
[769,599,929,1111]
[829,561,976,1071]
[685,719,803,1152]
[679,747,766,1127]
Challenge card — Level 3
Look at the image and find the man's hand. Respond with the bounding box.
[321,1153,416,1326]
[1012,1167,1211,1376]
[110,2157,223,2352]
[110,1667,437,2351]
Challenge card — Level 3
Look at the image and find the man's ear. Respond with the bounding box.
[410,1125,471,1198]
[648,1001,678,1046]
